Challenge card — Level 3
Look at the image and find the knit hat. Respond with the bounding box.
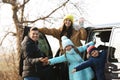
[87,46,98,54]
[61,36,74,49]
[63,14,74,23]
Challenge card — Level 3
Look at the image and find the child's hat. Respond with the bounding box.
[61,36,74,49]
[63,14,74,23]
[87,46,98,54]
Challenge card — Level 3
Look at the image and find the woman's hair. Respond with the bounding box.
[60,24,73,38]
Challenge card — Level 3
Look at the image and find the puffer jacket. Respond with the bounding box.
[21,36,46,78]
[39,27,87,53]
[75,50,107,80]
[48,41,95,80]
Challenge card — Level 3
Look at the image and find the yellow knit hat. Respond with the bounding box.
[63,14,74,23]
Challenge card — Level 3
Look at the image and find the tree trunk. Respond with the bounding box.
[12,5,24,55]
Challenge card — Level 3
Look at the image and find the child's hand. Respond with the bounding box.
[72,69,76,73]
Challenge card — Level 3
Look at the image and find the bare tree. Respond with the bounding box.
[1,0,86,80]
[1,0,70,55]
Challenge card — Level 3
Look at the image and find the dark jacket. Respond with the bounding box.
[21,36,46,78]
[75,50,107,80]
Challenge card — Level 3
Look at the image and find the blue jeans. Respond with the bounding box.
[24,77,40,80]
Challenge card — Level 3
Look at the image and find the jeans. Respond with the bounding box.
[24,77,40,80]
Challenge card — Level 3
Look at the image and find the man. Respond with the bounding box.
[21,27,48,80]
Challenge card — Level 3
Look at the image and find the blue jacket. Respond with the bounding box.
[75,50,107,80]
[49,41,94,80]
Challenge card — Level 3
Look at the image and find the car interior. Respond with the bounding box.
[96,31,118,62]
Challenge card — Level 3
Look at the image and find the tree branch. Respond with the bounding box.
[22,0,69,24]
[0,32,16,46]
[70,1,83,15]
[20,0,30,22]
[2,0,16,5]
[18,0,30,9]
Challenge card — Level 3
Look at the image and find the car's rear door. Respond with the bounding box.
[105,27,120,80]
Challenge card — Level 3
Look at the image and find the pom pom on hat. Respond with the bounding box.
[87,46,98,54]
[61,36,74,49]
[63,14,74,23]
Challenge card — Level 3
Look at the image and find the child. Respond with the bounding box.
[48,36,95,80]
[72,46,107,80]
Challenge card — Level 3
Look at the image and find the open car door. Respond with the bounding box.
[22,26,53,58]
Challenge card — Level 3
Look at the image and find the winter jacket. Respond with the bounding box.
[21,36,46,78]
[75,50,107,80]
[48,41,95,80]
[39,27,87,53]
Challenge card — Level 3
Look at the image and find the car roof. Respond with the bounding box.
[86,22,120,29]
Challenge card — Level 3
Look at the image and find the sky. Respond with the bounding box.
[86,0,120,25]
[1,0,120,29]
[1,0,120,54]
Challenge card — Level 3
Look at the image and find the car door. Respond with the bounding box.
[106,27,120,80]
[22,26,53,58]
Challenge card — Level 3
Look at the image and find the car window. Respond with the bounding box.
[87,30,110,47]
[38,32,52,57]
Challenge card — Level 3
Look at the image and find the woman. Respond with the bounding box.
[39,14,87,54]
[39,14,87,80]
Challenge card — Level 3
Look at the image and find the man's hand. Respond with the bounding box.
[39,57,48,62]
[39,57,49,65]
